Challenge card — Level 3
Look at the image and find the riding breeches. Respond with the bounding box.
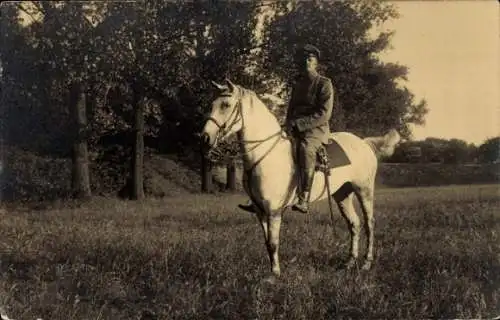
[294,136,323,192]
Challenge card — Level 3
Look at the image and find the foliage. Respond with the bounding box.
[260,0,428,138]
[0,146,202,201]
[0,0,436,200]
[388,137,479,164]
[0,146,72,202]
[1,2,70,156]
[2,0,428,151]
[377,163,499,187]
[3,142,499,202]
[477,137,500,164]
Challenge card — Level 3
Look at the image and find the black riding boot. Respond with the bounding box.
[292,169,315,213]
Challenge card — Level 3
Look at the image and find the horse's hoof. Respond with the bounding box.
[361,260,372,271]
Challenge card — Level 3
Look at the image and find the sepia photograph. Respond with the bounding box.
[0,0,498,319]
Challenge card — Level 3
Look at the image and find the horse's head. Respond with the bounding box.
[200,79,243,150]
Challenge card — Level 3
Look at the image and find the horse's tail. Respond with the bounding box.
[364,129,401,159]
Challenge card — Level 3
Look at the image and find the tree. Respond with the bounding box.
[259,0,428,138]
[442,139,475,164]
[130,85,146,200]
[478,137,500,164]
[0,1,106,198]
[201,148,213,193]
[388,137,478,164]
[1,0,433,199]
[4,1,268,193]
[386,142,422,163]
[70,82,91,198]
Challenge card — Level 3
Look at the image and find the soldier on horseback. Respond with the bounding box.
[239,44,335,214]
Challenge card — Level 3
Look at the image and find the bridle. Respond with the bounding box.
[204,86,336,222]
[205,89,286,167]
[205,88,293,212]
[205,93,243,146]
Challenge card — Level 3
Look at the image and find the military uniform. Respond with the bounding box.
[286,62,334,212]
[238,44,334,214]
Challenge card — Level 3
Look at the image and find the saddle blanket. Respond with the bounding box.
[317,138,351,170]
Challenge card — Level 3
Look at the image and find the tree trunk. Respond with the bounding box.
[226,159,236,191]
[131,86,145,200]
[201,147,213,193]
[0,137,5,208]
[70,82,91,199]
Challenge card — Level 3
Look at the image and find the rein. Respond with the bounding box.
[207,88,337,222]
[205,85,338,231]
[206,90,289,164]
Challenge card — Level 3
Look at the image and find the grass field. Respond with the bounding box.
[0,184,499,320]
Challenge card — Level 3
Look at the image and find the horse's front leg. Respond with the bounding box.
[267,213,282,278]
[256,212,268,243]
[255,200,283,284]
[257,199,283,283]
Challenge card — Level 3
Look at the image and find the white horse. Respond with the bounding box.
[201,79,401,281]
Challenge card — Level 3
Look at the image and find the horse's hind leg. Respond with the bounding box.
[334,192,360,269]
[355,187,375,270]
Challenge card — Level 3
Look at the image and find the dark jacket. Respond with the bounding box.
[285,72,334,144]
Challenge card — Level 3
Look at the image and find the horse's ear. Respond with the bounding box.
[211,80,227,91]
[225,78,236,93]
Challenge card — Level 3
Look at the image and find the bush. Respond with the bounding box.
[3,146,498,204]
[378,163,500,188]
[0,146,202,203]
[1,146,72,202]
[90,144,131,197]
[211,162,500,192]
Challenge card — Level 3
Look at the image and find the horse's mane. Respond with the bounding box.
[237,86,259,103]
[236,85,280,115]
[235,85,284,133]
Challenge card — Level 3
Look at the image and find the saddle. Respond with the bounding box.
[316,138,352,172]
[289,136,352,173]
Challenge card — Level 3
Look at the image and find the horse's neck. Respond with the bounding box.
[239,93,291,168]
[243,96,281,140]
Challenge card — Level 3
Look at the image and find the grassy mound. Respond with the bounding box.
[142,153,201,197]
[0,147,202,202]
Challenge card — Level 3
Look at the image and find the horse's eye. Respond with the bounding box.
[221,102,230,109]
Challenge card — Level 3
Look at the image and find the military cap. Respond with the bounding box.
[300,44,321,60]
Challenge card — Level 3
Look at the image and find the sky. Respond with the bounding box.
[373,0,499,145]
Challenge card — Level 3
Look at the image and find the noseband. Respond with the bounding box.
[206,98,243,143]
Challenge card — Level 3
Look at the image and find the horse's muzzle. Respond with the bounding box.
[198,132,214,154]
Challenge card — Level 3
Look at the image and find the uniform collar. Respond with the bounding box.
[297,70,319,82]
